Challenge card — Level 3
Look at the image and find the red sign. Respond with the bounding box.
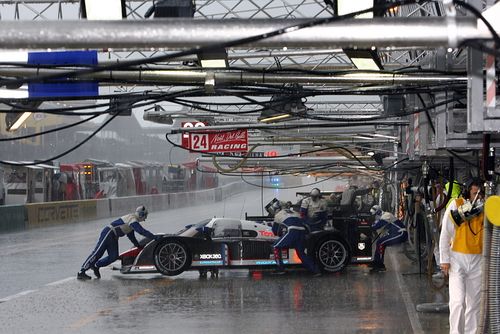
[189,129,248,153]
[181,121,206,148]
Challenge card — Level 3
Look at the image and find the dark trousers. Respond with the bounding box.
[273,229,319,273]
[374,232,407,265]
[81,227,119,271]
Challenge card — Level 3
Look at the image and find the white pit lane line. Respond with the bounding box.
[388,251,425,334]
[0,289,38,303]
[0,276,75,303]
[45,276,75,286]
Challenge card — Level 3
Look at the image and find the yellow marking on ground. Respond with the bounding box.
[68,308,112,330]
[153,278,174,287]
[69,279,173,330]
[123,288,152,303]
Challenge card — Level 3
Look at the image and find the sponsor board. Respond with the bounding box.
[181,121,206,148]
[188,129,248,153]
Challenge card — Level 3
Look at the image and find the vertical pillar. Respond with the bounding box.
[467,47,484,133]
[413,112,420,155]
[486,54,497,118]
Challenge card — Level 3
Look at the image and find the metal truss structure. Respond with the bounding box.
[0,0,498,175]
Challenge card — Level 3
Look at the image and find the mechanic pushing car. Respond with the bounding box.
[300,188,328,231]
[272,201,321,276]
[369,205,408,273]
[77,205,160,280]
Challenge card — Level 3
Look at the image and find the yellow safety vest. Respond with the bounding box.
[451,198,483,254]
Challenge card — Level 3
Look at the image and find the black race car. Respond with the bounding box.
[118,217,352,276]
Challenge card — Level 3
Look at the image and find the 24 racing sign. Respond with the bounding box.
[189,129,248,153]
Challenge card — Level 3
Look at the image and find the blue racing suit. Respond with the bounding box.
[272,209,320,273]
[372,212,408,265]
[80,213,158,271]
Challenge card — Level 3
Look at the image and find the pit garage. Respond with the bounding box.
[0,1,500,333]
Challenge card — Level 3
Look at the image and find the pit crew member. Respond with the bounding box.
[77,205,159,280]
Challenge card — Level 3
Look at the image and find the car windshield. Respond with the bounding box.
[176,219,212,236]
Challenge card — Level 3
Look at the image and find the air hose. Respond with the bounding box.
[478,144,496,334]
[211,144,260,173]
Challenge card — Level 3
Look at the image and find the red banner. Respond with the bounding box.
[181,121,206,148]
[189,129,248,153]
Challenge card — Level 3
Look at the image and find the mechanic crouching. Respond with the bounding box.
[370,205,408,273]
[272,201,321,276]
[300,188,328,231]
[77,205,160,280]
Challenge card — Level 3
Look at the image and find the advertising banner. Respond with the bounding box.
[189,129,248,153]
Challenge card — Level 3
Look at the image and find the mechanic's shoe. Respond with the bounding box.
[77,271,92,280]
[91,266,101,279]
[370,264,386,273]
[432,271,444,279]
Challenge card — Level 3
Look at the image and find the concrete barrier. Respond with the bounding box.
[109,196,154,217]
[0,205,27,232]
[96,199,110,219]
[25,200,97,229]
[151,193,170,212]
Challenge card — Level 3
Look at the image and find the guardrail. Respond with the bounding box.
[0,181,247,233]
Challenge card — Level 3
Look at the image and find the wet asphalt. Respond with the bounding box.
[0,187,449,333]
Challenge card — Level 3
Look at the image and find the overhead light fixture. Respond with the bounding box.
[81,0,126,20]
[353,135,373,140]
[258,84,308,123]
[259,113,293,123]
[197,47,229,68]
[5,101,41,131]
[335,0,373,18]
[258,98,307,123]
[335,0,384,71]
[343,48,383,71]
[144,0,195,18]
[7,112,32,131]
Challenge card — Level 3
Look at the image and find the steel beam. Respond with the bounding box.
[0,17,491,50]
[0,67,467,86]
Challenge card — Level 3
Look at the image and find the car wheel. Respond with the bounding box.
[154,240,191,276]
[316,237,350,273]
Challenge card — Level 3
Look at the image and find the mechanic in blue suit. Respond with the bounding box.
[77,205,159,280]
[272,201,321,276]
[370,205,408,273]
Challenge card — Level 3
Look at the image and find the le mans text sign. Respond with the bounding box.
[189,129,248,153]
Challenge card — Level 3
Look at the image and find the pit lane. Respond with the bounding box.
[0,187,448,333]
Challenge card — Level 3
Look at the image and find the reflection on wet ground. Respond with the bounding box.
[0,248,449,334]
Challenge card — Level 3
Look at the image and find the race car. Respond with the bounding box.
[118,217,351,276]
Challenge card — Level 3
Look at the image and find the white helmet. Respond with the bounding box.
[136,205,148,221]
[370,205,382,216]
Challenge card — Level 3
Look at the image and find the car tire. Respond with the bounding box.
[315,236,350,273]
[154,240,191,276]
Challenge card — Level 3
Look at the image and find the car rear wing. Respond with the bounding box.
[244,213,274,222]
[295,191,342,197]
